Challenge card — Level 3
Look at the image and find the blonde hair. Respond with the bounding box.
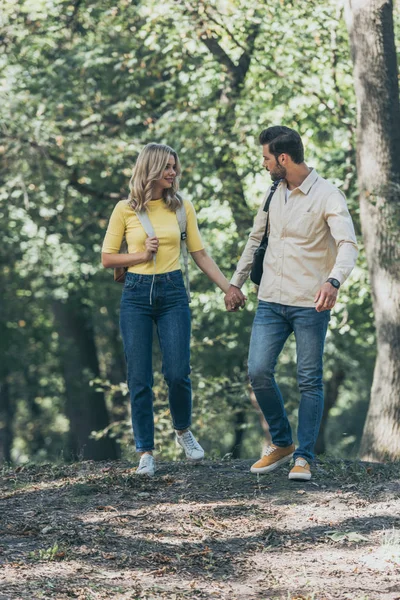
[128,143,182,212]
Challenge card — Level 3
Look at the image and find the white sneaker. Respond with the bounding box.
[176,430,204,462]
[136,453,155,476]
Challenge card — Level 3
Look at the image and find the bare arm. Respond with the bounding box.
[190,249,231,294]
[102,237,159,268]
[102,251,149,269]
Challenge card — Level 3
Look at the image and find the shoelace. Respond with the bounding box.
[181,432,198,449]
[264,445,277,456]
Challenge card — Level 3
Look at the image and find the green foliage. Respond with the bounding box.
[29,542,65,562]
[0,0,389,462]
[325,531,369,543]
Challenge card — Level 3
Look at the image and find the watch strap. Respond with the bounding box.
[327,278,340,289]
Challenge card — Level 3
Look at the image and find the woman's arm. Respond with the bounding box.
[190,249,231,293]
[102,237,159,268]
[102,251,149,269]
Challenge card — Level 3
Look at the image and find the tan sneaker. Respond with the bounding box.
[288,457,311,481]
[250,444,295,474]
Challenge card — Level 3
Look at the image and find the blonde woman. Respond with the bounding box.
[102,143,240,476]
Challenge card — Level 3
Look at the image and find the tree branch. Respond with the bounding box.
[2,135,120,201]
[199,34,238,77]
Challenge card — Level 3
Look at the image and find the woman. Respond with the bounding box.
[102,143,232,476]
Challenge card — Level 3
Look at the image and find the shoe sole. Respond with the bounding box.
[186,456,204,463]
[250,453,294,474]
[288,472,311,481]
[136,470,155,476]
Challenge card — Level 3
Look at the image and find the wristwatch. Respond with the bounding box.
[327,278,340,289]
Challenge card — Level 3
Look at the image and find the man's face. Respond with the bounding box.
[262,144,286,181]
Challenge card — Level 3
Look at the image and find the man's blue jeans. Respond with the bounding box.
[120,270,191,452]
[248,301,330,463]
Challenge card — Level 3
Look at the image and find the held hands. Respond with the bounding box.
[144,236,159,261]
[314,282,338,312]
[224,285,247,312]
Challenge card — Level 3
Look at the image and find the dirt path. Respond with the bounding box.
[1,458,399,600]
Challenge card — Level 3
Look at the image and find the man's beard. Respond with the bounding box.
[270,164,286,181]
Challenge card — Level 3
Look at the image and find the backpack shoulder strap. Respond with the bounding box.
[135,210,156,238]
[135,210,157,296]
[263,178,282,212]
[176,200,187,235]
[262,178,282,240]
[175,197,191,303]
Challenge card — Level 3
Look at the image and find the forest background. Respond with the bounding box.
[0,0,399,466]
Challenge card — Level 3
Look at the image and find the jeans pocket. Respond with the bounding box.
[167,274,185,290]
[124,277,140,291]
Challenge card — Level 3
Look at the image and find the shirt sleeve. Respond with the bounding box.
[184,199,204,253]
[102,201,126,253]
[230,191,270,288]
[325,191,359,285]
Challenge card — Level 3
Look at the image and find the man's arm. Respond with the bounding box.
[325,191,358,284]
[224,194,270,311]
[315,191,358,312]
[229,198,269,289]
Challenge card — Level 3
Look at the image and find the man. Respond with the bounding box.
[225,126,358,481]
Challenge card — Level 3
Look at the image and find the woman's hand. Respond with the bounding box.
[143,236,159,261]
[224,285,247,312]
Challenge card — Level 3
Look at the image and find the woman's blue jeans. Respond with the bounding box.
[248,301,330,462]
[120,270,191,452]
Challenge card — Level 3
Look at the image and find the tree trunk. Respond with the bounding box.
[315,367,346,456]
[345,0,400,461]
[53,295,119,461]
[23,369,46,458]
[106,321,129,420]
[0,376,13,463]
[230,409,246,458]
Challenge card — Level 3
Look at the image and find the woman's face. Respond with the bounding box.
[158,155,177,189]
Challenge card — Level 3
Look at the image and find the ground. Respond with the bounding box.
[0,458,399,600]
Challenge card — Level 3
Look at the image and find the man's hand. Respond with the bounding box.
[314,282,338,312]
[224,285,247,312]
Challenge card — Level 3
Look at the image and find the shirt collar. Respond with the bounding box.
[297,168,319,195]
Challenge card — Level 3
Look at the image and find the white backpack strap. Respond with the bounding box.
[135,210,156,238]
[135,210,156,303]
[176,199,191,302]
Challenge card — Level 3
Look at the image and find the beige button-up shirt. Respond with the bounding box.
[230,169,358,308]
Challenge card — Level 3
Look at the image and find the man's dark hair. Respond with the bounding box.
[259,126,304,164]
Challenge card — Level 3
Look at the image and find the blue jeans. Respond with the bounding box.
[120,270,191,452]
[248,301,330,463]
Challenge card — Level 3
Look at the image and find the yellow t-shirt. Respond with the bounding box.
[102,198,204,274]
